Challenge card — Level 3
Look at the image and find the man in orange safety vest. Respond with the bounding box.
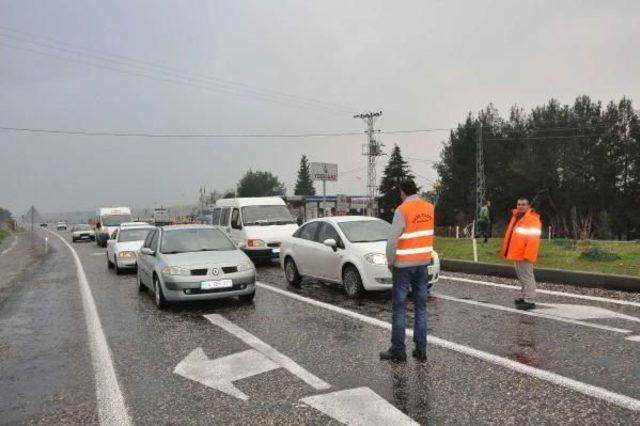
[500,197,542,311]
[381,179,434,362]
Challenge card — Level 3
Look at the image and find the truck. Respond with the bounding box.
[95,207,132,247]
[152,208,172,226]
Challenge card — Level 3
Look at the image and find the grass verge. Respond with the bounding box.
[434,237,640,277]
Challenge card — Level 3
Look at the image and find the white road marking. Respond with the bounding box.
[256,282,640,411]
[625,335,640,342]
[300,387,419,425]
[441,274,640,308]
[174,348,279,401]
[91,252,106,256]
[0,234,18,256]
[46,231,132,425]
[535,303,640,324]
[205,314,331,391]
[432,293,632,334]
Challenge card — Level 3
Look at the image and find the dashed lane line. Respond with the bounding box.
[441,275,640,308]
[46,230,132,425]
[256,282,640,412]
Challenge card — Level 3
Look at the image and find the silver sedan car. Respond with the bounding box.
[136,225,256,309]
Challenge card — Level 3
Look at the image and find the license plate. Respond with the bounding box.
[200,280,233,290]
[272,248,280,254]
[427,265,435,275]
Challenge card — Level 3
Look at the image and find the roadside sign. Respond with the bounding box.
[310,163,338,182]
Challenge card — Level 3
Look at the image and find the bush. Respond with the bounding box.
[579,246,621,262]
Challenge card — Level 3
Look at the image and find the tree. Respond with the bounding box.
[237,170,286,197]
[0,208,12,222]
[294,155,316,195]
[378,145,414,222]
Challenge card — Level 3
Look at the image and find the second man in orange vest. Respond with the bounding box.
[381,179,434,362]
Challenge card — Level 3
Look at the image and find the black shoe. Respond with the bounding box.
[516,301,536,311]
[514,298,525,305]
[379,349,407,362]
[412,349,427,362]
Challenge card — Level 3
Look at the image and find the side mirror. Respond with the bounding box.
[140,247,155,256]
[323,238,337,251]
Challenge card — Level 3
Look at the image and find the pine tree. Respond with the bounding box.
[294,155,316,195]
[379,145,414,222]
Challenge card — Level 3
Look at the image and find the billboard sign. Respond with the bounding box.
[310,162,338,182]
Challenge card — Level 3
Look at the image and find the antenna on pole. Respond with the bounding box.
[354,111,383,216]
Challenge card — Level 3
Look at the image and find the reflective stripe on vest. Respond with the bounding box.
[396,246,433,255]
[399,229,434,239]
[514,226,541,236]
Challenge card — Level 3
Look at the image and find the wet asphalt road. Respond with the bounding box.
[1,229,640,425]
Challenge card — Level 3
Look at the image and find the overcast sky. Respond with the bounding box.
[1,0,639,215]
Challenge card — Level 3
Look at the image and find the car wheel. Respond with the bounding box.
[342,265,364,299]
[239,290,255,303]
[284,258,302,287]
[114,259,121,275]
[107,253,114,269]
[72,237,76,243]
[137,270,146,292]
[153,275,167,309]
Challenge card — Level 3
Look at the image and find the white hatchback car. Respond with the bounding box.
[107,224,155,274]
[280,216,439,298]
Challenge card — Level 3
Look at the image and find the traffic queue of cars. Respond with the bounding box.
[58,197,441,309]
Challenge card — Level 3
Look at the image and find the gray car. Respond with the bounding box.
[136,225,256,309]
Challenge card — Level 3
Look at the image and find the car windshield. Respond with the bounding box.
[242,205,295,225]
[119,228,152,243]
[338,220,390,243]
[102,215,132,226]
[74,224,91,231]
[160,228,236,254]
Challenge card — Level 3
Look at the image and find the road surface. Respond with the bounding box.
[1,229,639,424]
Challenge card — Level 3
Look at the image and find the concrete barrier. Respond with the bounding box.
[441,259,640,292]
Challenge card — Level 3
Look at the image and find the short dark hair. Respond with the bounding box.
[517,197,530,204]
[400,179,418,196]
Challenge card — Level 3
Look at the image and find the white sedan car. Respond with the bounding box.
[279,216,439,298]
[107,224,155,274]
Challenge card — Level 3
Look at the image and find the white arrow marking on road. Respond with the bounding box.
[204,314,331,391]
[174,348,279,400]
[535,303,640,323]
[301,387,419,425]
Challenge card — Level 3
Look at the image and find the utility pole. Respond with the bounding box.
[475,124,486,224]
[354,111,383,216]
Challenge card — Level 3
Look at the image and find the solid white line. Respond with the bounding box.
[431,292,632,334]
[0,234,18,256]
[626,335,640,342]
[256,282,640,411]
[440,275,640,308]
[46,231,132,425]
[205,313,331,391]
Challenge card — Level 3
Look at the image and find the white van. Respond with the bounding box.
[95,207,133,247]
[213,197,298,262]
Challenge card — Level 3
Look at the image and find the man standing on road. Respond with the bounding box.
[380,179,434,363]
[478,200,491,243]
[500,197,542,311]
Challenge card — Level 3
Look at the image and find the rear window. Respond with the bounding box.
[118,228,153,243]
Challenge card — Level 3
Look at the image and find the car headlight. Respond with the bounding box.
[365,253,387,265]
[237,261,254,272]
[118,251,136,258]
[162,266,191,276]
[247,239,266,248]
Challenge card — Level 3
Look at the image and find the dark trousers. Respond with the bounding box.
[391,266,428,353]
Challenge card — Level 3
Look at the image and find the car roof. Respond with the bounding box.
[160,224,218,231]
[120,221,150,227]
[215,197,286,208]
[119,225,154,230]
[307,215,384,225]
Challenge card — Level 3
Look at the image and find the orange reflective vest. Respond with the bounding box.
[500,208,542,263]
[395,199,435,263]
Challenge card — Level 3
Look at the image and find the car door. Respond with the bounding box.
[138,229,156,283]
[219,208,231,237]
[291,221,322,276]
[106,229,118,262]
[314,222,344,281]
